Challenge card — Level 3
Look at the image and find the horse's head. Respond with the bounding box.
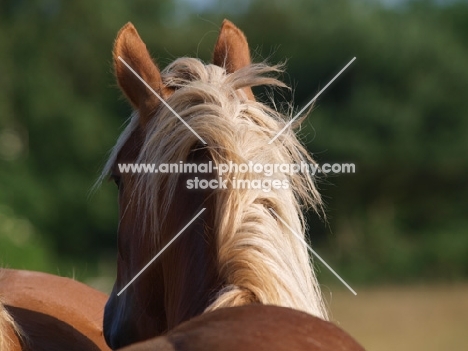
[103,20,255,349]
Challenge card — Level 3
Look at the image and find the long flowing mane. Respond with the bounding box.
[0,289,21,351]
[103,57,328,320]
[0,269,18,351]
[0,302,12,351]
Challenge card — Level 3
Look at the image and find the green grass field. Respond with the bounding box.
[328,284,468,351]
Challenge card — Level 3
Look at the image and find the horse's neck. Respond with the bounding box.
[161,214,219,329]
[159,153,220,329]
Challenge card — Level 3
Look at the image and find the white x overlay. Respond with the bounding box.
[116,53,357,297]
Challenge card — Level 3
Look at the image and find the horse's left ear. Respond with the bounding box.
[113,22,165,126]
[213,19,255,100]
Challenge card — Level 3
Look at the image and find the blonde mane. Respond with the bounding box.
[0,301,21,351]
[104,58,328,320]
[0,270,21,351]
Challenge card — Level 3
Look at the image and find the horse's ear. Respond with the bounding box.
[213,19,255,100]
[113,22,163,125]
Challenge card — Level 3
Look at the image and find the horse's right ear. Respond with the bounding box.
[213,19,255,100]
[113,22,163,124]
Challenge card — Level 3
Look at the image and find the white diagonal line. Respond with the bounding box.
[118,56,207,145]
[269,208,357,295]
[268,57,356,144]
[117,207,206,296]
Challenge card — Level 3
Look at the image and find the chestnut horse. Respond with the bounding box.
[118,305,365,351]
[101,20,359,350]
[0,268,110,351]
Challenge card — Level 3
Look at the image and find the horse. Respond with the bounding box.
[118,305,365,351]
[101,19,357,349]
[0,268,111,351]
[0,299,20,351]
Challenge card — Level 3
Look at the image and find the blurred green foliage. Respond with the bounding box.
[0,0,467,285]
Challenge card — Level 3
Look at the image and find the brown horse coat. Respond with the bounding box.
[0,269,110,351]
[118,305,365,351]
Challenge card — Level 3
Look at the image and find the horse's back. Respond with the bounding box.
[0,268,110,351]
[119,305,365,351]
[0,300,21,351]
